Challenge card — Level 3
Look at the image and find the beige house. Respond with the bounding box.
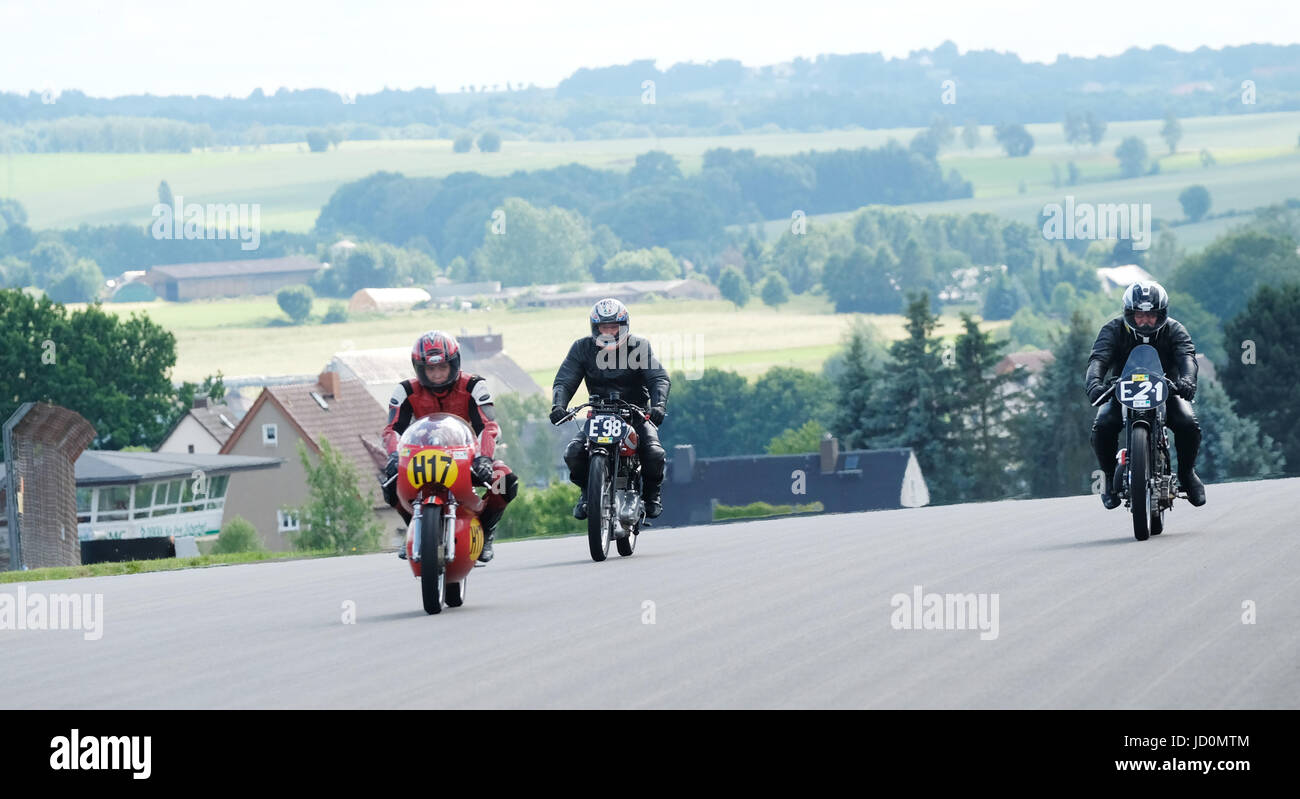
[218,372,398,551]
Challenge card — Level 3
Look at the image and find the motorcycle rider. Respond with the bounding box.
[550,298,670,519]
[1085,280,1206,509]
[382,330,518,563]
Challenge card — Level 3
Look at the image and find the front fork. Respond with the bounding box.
[410,499,457,563]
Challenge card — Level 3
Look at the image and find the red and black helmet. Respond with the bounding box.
[411,330,461,391]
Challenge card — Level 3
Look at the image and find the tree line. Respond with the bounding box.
[5,43,1299,149]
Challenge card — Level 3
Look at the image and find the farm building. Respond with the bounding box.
[144,255,323,301]
[348,287,432,314]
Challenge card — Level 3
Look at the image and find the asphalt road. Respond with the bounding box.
[2,478,1297,708]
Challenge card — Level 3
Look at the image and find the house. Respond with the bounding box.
[348,287,432,314]
[218,372,396,550]
[157,397,242,454]
[145,255,323,301]
[995,349,1055,381]
[1095,264,1156,294]
[655,437,929,528]
[329,332,543,405]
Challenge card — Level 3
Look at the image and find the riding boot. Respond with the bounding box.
[477,506,502,563]
[1175,427,1206,507]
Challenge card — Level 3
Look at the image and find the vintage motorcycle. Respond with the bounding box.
[556,394,648,562]
[1091,343,1188,541]
[385,413,488,613]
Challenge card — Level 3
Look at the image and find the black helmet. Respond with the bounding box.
[1122,281,1169,340]
[411,330,461,391]
[589,298,630,349]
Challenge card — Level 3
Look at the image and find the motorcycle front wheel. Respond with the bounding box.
[420,504,446,614]
[587,455,613,562]
[1130,427,1151,542]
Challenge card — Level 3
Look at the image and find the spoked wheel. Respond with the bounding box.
[420,505,446,614]
[1129,427,1151,541]
[587,456,613,562]
[446,575,467,607]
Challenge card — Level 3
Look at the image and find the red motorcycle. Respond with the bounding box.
[390,413,488,614]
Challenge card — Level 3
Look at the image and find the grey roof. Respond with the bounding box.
[148,256,322,281]
[332,347,543,400]
[70,451,282,486]
[189,403,241,445]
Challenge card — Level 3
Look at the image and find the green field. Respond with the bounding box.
[741,111,1300,247]
[10,111,1299,235]
[91,295,1007,386]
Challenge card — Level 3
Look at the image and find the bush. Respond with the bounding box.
[212,516,265,554]
[477,130,502,152]
[306,130,330,153]
[323,302,349,324]
[453,132,474,153]
[277,284,314,323]
[1178,185,1211,222]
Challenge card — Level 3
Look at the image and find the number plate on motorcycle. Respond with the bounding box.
[1132,374,1147,382]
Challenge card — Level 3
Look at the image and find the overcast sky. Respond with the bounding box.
[1,0,1297,98]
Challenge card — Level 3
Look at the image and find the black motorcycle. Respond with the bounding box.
[1092,343,1187,541]
[556,394,647,561]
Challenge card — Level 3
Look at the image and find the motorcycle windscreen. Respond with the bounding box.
[1116,344,1168,411]
[399,413,476,449]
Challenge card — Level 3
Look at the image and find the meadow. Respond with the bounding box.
[9,111,1298,239]
[92,294,1008,387]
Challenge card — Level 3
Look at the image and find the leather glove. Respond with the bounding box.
[471,455,495,485]
[1175,377,1196,401]
[385,452,399,478]
[1086,382,1106,404]
[648,405,666,426]
[549,406,569,425]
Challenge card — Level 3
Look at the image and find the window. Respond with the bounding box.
[76,488,93,523]
[96,486,132,522]
[262,424,278,446]
[187,444,195,454]
[277,510,300,532]
[133,483,155,519]
[204,475,230,509]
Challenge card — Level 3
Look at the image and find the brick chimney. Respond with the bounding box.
[319,371,342,398]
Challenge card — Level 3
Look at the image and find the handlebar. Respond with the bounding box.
[1091,375,1183,407]
[554,396,649,426]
